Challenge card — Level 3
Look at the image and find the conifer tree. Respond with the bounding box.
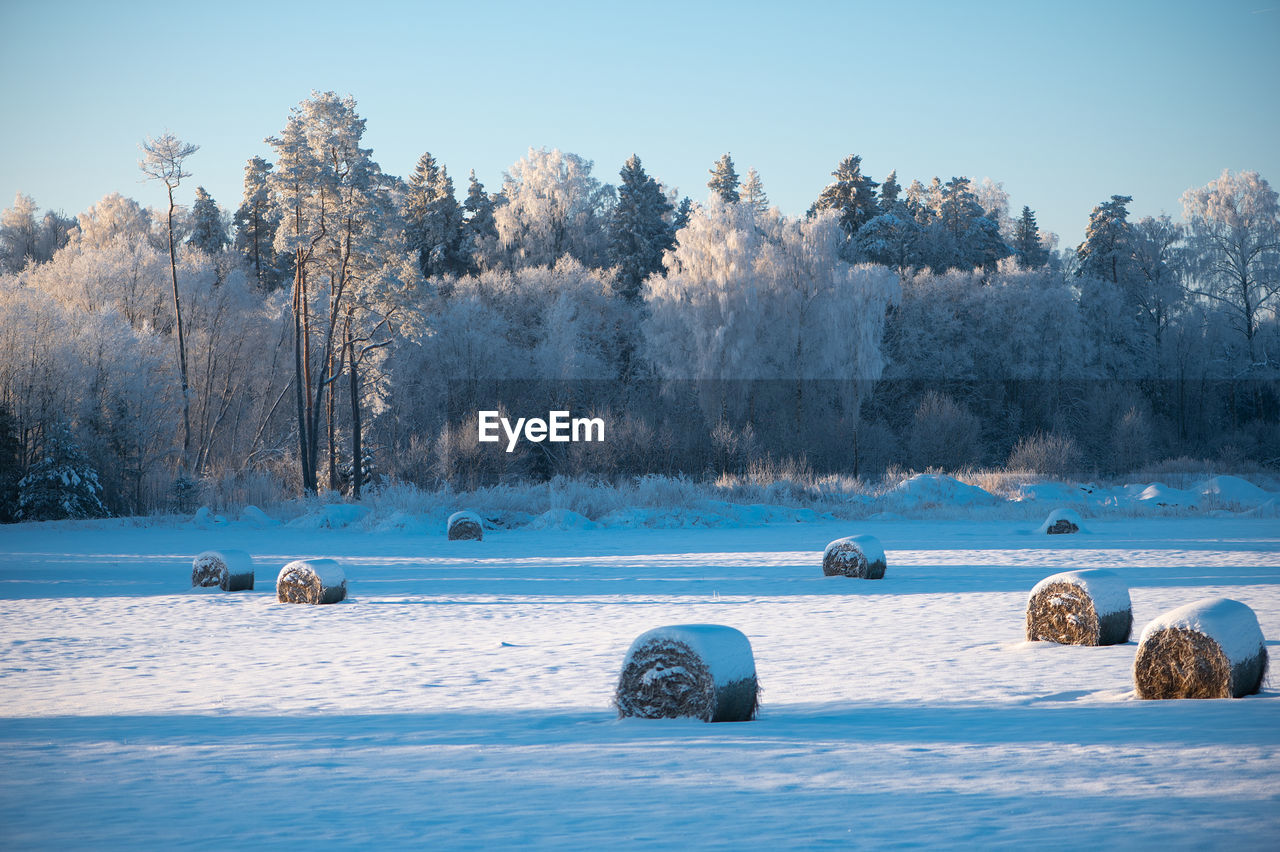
[1077,195,1134,284]
[608,154,674,302]
[16,428,110,521]
[1013,206,1048,268]
[707,153,740,203]
[741,167,769,215]
[879,170,902,212]
[187,187,228,255]
[672,196,693,233]
[809,154,880,240]
[403,152,465,278]
[463,169,498,270]
[233,156,283,290]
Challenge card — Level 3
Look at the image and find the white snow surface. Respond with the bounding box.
[447,509,483,528]
[1029,568,1131,618]
[2,514,1279,848]
[823,533,885,567]
[625,624,757,686]
[276,557,345,589]
[1139,597,1267,665]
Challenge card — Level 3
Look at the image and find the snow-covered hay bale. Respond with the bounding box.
[191,549,255,591]
[1134,598,1267,699]
[447,510,483,541]
[616,624,758,723]
[1025,569,1132,645]
[276,559,347,605]
[1037,508,1084,535]
[822,534,886,579]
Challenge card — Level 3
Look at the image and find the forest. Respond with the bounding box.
[0,91,1277,520]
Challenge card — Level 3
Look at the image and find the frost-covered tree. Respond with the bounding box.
[140,132,199,466]
[1129,215,1185,374]
[17,427,110,521]
[187,187,228,255]
[809,154,879,243]
[855,204,922,271]
[607,154,674,302]
[1012,206,1048,269]
[1,194,40,272]
[672,196,693,233]
[402,151,466,278]
[0,403,20,522]
[1181,170,1280,362]
[741,167,768,215]
[1077,195,1134,285]
[878,170,902,212]
[232,156,283,290]
[490,148,613,269]
[73,193,153,250]
[462,169,498,271]
[707,153,740,204]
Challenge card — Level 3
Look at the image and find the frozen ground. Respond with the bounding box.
[1,515,1278,849]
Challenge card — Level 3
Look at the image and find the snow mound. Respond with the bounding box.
[1016,481,1091,504]
[526,509,596,531]
[1036,508,1086,535]
[240,505,279,528]
[1138,597,1265,665]
[1132,483,1199,510]
[885,474,999,508]
[191,506,229,529]
[1199,476,1273,509]
[287,504,370,529]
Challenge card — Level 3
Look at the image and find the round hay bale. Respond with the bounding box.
[616,624,758,723]
[191,549,255,591]
[276,559,347,605]
[1037,508,1084,535]
[1025,569,1132,645]
[822,534,886,579]
[1134,597,1267,699]
[447,510,484,541]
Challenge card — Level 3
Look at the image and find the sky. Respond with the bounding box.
[1,0,1277,248]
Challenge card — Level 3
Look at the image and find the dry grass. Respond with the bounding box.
[615,637,758,723]
[1025,581,1132,646]
[276,562,346,605]
[822,540,885,579]
[1134,626,1267,699]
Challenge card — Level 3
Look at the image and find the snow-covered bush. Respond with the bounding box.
[17,429,110,521]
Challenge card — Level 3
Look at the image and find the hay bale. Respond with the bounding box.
[276,559,347,605]
[191,549,255,591]
[822,534,886,579]
[1037,508,1084,535]
[447,510,484,541]
[616,624,758,723]
[1025,568,1132,645]
[1134,597,1267,699]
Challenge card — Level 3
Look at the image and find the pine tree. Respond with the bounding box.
[741,167,769,215]
[187,187,228,255]
[809,154,880,240]
[879,169,902,212]
[707,153,740,203]
[672,196,693,233]
[16,428,110,521]
[1077,195,1134,283]
[0,403,20,523]
[1013,206,1048,268]
[233,156,283,290]
[608,154,674,302]
[403,152,465,278]
[462,169,497,270]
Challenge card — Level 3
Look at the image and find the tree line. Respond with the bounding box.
[0,91,1276,519]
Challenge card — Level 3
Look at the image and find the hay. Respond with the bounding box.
[616,624,758,723]
[822,534,886,579]
[191,549,254,592]
[276,559,347,605]
[447,510,484,541]
[1134,598,1267,699]
[1025,569,1132,646]
[1037,508,1084,535]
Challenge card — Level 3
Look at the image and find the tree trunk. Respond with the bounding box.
[166,185,192,470]
[348,326,363,500]
[292,251,316,493]
[327,347,338,492]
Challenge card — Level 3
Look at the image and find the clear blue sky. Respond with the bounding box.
[1,0,1277,248]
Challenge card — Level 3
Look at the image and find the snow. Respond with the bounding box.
[624,624,757,687]
[1200,475,1273,509]
[193,548,254,582]
[885,473,1000,508]
[1,513,1279,847]
[1036,507,1086,534]
[276,557,345,591]
[447,510,483,530]
[1139,597,1266,665]
[1029,568,1131,618]
[1132,483,1199,509]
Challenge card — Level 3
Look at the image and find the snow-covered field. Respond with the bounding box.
[2,513,1279,849]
